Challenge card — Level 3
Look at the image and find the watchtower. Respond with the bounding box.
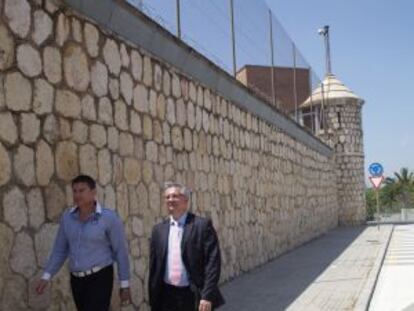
[299,74,366,225]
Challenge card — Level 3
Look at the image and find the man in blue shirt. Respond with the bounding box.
[36,175,131,310]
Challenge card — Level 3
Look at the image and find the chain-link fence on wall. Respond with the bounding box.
[125,0,321,124]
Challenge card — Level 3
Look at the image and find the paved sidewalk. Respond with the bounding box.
[219,225,393,311]
[369,224,414,311]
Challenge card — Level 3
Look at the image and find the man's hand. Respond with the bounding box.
[199,299,212,311]
[35,279,49,295]
[119,287,131,307]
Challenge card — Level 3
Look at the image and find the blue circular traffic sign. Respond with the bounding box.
[369,162,383,177]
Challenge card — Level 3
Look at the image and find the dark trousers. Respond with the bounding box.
[70,265,113,311]
[159,283,197,311]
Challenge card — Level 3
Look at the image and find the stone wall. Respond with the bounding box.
[319,99,365,224]
[0,0,338,310]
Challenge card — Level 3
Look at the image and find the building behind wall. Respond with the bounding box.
[236,65,311,114]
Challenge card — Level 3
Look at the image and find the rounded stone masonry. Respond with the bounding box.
[27,187,46,230]
[0,223,14,278]
[35,223,58,267]
[124,157,141,185]
[163,70,171,96]
[2,274,28,310]
[17,43,42,77]
[0,112,18,145]
[63,43,90,91]
[72,120,88,144]
[14,144,36,186]
[0,23,15,70]
[120,71,133,105]
[55,141,79,181]
[98,97,113,125]
[120,43,130,68]
[141,161,153,185]
[10,232,37,278]
[148,89,157,117]
[43,46,62,84]
[91,61,108,97]
[107,127,119,151]
[0,142,12,186]
[114,99,129,131]
[79,144,98,180]
[116,183,129,221]
[4,0,31,38]
[109,77,120,100]
[103,38,121,76]
[130,110,142,135]
[32,9,53,45]
[56,89,81,118]
[98,148,112,185]
[5,71,32,112]
[20,113,41,144]
[3,186,28,232]
[143,56,152,87]
[131,49,143,81]
[133,84,148,113]
[81,94,97,121]
[119,132,133,156]
[153,120,163,144]
[55,12,70,46]
[90,124,107,148]
[0,76,4,110]
[84,22,100,57]
[33,79,54,115]
[45,181,66,221]
[72,17,83,43]
[171,73,181,98]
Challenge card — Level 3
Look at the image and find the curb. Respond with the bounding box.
[353,225,394,311]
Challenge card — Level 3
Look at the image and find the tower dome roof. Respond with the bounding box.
[301,74,363,108]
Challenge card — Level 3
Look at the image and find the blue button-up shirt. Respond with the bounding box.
[164,212,190,286]
[42,202,130,287]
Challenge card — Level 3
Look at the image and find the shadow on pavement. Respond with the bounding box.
[219,226,365,311]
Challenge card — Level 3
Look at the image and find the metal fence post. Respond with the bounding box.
[308,66,315,133]
[269,10,277,108]
[176,0,181,39]
[229,0,237,76]
[292,43,298,121]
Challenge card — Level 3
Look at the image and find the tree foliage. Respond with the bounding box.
[366,167,414,219]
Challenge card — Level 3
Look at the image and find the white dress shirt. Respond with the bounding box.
[164,213,190,287]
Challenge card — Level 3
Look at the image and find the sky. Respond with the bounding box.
[264,0,414,180]
[131,0,413,181]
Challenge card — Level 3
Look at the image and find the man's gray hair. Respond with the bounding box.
[163,181,192,200]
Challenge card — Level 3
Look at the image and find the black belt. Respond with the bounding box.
[163,282,191,292]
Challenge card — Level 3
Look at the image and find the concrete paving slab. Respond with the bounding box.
[220,225,392,311]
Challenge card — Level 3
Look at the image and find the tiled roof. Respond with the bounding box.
[301,74,363,107]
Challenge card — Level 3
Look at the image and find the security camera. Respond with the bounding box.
[318,25,329,35]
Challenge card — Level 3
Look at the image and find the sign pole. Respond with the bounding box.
[376,188,380,230]
[368,162,384,230]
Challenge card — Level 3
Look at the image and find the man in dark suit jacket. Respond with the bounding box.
[149,182,225,311]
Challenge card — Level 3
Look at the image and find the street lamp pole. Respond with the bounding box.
[318,25,332,76]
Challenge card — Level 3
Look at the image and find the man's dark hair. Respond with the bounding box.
[72,175,96,189]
